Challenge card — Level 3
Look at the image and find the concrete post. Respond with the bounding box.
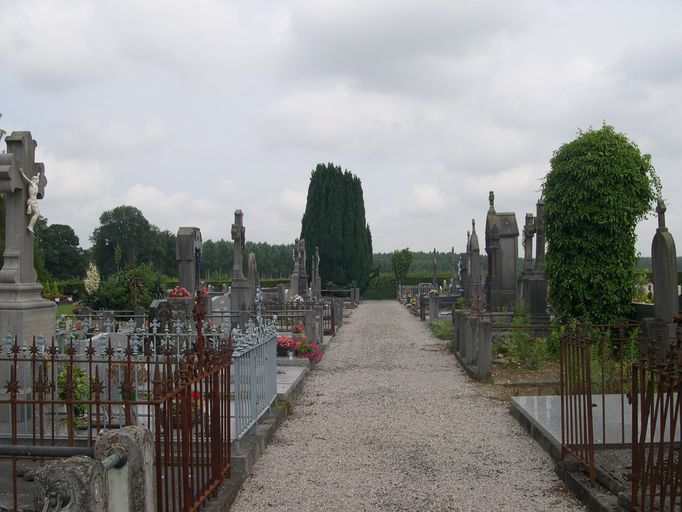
[466,316,479,365]
[313,305,323,345]
[304,309,315,341]
[429,294,440,325]
[94,425,156,512]
[453,311,462,352]
[34,456,106,511]
[461,313,470,360]
[478,319,492,379]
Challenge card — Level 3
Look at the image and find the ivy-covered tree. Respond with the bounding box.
[300,163,373,290]
[542,124,661,323]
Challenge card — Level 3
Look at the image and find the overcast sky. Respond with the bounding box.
[1,1,680,255]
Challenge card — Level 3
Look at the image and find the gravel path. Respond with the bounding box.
[231,301,584,511]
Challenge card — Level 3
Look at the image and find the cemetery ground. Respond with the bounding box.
[230,301,585,512]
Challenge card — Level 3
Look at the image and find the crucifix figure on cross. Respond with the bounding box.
[19,167,41,233]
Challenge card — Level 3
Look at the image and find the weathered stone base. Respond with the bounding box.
[0,284,55,342]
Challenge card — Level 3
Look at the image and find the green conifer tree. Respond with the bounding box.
[301,163,373,290]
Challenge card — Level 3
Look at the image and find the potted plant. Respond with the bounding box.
[276,335,294,357]
[57,365,89,421]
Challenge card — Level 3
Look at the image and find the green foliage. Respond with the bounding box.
[34,218,87,279]
[364,273,397,300]
[85,264,166,310]
[374,250,473,274]
[91,206,177,278]
[301,163,373,290]
[391,248,413,283]
[430,318,454,342]
[542,124,661,323]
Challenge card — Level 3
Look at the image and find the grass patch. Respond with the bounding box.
[430,318,454,342]
[56,302,75,318]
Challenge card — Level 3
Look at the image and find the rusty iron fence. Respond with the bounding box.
[631,321,682,512]
[0,296,234,512]
[558,323,644,485]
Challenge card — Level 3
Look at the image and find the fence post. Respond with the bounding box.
[34,456,107,511]
[95,425,156,512]
[478,319,492,379]
[460,313,470,359]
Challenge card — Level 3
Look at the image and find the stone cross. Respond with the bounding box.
[534,200,546,272]
[231,210,246,280]
[0,131,47,284]
[0,131,55,343]
[523,213,535,273]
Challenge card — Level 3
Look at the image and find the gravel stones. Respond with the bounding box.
[231,301,584,511]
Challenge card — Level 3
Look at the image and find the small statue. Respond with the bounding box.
[19,167,40,233]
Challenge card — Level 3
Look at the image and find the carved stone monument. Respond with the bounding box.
[230,210,250,314]
[176,227,202,292]
[652,199,679,324]
[0,131,55,342]
[311,246,322,299]
[460,231,471,299]
[485,191,519,311]
[298,238,309,297]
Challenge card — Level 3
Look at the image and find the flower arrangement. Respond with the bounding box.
[293,336,323,363]
[169,285,191,298]
[292,323,305,334]
[277,335,295,350]
[72,304,81,315]
[199,287,208,296]
[291,295,305,305]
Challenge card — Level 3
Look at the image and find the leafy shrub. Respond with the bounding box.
[86,264,166,310]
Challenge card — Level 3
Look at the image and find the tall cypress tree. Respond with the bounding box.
[301,163,372,290]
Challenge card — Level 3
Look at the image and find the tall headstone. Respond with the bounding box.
[431,248,437,287]
[298,238,309,298]
[652,199,679,324]
[468,219,483,312]
[0,131,55,342]
[461,231,471,299]
[176,227,202,292]
[484,191,519,311]
[311,246,322,299]
[521,200,548,321]
[230,210,250,315]
[247,252,260,305]
[289,238,300,296]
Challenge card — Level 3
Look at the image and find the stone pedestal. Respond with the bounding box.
[521,272,547,321]
[0,283,55,343]
[230,280,250,313]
